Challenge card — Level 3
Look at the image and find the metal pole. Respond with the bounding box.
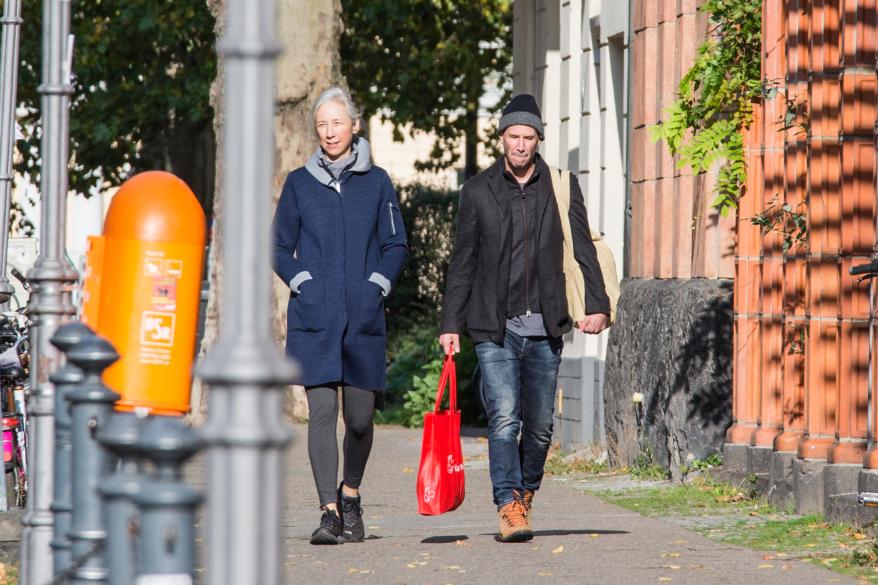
[49,323,91,578]
[132,416,201,581]
[0,0,22,309]
[66,334,119,585]
[97,412,141,585]
[23,0,78,582]
[197,1,297,584]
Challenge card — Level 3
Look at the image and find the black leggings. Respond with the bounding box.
[305,384,375,508]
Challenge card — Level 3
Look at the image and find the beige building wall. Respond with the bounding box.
[514,0,629,447]
[367,116,498,189]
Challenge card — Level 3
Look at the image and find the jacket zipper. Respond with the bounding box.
[388,202,396,235]
[520,185,531,317]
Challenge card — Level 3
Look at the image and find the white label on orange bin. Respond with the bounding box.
[140,311,176,347]
[165,258,184,277]
[144,257,164,276]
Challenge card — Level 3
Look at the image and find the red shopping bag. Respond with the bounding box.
[416,352,465,515]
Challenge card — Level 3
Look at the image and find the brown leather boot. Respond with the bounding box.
[522,489,535,516]
[497,500,533,542]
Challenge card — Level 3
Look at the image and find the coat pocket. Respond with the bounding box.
[289,279,325,332]
[358,281,386,336]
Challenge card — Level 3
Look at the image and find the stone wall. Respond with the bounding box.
[604,278,733,477]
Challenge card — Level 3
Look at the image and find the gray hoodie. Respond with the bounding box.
[304,136,372,192]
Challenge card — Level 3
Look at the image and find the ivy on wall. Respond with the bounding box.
[650,0,763,217]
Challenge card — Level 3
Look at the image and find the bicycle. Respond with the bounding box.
[0,305,29,507]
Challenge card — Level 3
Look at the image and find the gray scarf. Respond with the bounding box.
[304,136,373,191]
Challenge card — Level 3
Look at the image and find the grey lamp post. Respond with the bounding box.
[197,1,298,585]
[0,0,22,311]
[23,1,78,584]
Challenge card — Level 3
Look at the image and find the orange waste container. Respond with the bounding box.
[86,171,206,415]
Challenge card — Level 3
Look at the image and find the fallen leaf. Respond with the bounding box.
[552,545,565,554]
[662,565,680,570]
[402,466,414,474]
[444,566,461,570]
[588,533,600,538]
[758,564,774,569]
[538,571,553,577]
[455,540,469,546]
[406,564,417,569]
[854,532,867,540]
[661,552,680,558]
[659,578,672,582]
[762,555,774,560]
[673,540,687,545]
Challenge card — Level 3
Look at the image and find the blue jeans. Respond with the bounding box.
[475,329,563,508]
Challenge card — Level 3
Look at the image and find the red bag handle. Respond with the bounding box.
[433,350,457,413]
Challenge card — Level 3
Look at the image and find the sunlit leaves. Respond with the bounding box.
[14,0,216,195]
[650,0,762,217]
[340,0,512,177]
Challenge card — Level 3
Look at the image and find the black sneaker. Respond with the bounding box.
[310,509,343,545]
[339,484,365,542]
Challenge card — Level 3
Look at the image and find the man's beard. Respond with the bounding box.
[505,152,534,171]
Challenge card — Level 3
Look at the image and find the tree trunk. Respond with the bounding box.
[190,0,345,423]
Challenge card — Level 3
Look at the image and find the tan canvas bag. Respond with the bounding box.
[548,166,620,324]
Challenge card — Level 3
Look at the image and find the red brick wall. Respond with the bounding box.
[729,0,877,465]
[629,0,736,279]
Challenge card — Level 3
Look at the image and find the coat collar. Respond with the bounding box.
[485,154,554,241]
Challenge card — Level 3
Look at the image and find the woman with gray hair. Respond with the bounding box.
[272,86,408,544]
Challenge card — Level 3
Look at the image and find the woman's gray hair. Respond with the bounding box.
[312,86,359,126]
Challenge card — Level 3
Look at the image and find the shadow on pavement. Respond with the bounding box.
[531,529,628,537]
[422,529,628,543]
[421,535,469,543]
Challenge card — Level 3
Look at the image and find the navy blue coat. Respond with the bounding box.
[272,151,407,390]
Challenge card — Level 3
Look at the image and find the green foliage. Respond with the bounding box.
[544,448,610,476]
[750,197,808,253]
[680,452,724,476]
[340,0,512,178]
[650,0,762,216]
[600,476,767,517]
[629,447,670,481]
[377,182,481,427]
[14,0,216,198]
[680,453,723,477]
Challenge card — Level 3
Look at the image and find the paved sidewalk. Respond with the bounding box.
[271,423,858,585]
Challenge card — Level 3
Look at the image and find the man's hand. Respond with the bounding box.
[439,333,460,355]
[577,314,609,334]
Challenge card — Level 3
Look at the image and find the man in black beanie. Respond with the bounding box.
[438,94,610,542]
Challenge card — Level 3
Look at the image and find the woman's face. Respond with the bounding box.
[315,100,360,161]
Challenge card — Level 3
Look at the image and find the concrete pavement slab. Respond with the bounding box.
[259,424,860,585]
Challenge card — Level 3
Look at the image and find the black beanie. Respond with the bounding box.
[498,94,544,139]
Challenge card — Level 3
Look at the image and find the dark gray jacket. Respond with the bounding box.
[440,156,609,343]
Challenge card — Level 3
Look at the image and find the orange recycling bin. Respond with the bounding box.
[83,171,206,415]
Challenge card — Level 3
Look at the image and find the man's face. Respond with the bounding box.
[501,125,540,172]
